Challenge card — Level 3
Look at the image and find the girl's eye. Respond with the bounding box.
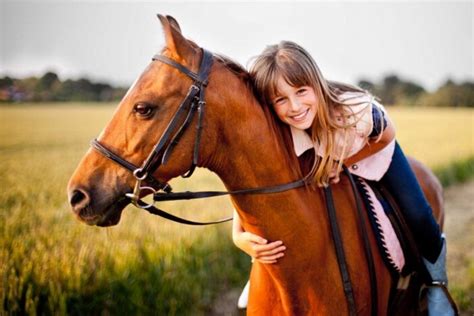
[133,103,155,118]
[274,98,286,105]
[297,88,307,95]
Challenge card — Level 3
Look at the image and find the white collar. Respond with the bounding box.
[290,126,317,157]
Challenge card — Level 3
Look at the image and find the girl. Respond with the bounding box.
[233,41,455,315]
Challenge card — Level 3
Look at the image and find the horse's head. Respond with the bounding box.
[67,15,225,226]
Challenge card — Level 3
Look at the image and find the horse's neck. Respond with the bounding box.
[207,91,299,192]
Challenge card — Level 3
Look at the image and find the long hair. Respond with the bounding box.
[249,41,374,187]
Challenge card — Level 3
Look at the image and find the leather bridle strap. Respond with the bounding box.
[161,100,198,165]
[139,84,200,175]
[139,84,199,174]
[152,50,213,178]
[152,55,207,85]
[186,78,207,177]
[114,49,213,182]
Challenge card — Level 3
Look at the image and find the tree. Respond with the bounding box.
[38,72,59,90]
[418,80,474,107]
[357,74,427,106]
[0,76,14,89]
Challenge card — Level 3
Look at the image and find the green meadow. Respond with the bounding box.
[1,104,473,314]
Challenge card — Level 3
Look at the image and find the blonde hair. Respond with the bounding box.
[249,41,376,187]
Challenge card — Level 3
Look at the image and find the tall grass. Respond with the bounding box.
[1,104,473,314]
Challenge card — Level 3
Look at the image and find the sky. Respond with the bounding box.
[1,1,472,92]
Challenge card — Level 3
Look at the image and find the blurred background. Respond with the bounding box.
[1,1,473,315]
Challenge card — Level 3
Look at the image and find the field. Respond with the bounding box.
[1,104,473,314]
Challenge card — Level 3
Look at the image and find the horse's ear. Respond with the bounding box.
[157,14,193,59]
[166,15,181,33]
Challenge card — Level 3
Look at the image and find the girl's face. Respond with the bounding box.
[271,76,318,130]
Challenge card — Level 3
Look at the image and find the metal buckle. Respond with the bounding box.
[133,186,158,209]
[133,168,147,181]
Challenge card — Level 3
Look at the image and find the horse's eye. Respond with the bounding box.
[133,103,155,118]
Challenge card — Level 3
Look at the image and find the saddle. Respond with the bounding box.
[354,176,433,314]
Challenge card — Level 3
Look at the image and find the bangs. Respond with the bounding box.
[265,56,313,103]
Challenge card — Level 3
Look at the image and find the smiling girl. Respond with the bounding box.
[233,41,456,315]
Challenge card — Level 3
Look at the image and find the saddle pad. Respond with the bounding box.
[357,178,405,273]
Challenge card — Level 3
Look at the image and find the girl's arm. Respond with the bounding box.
[344,114,396,167]
[232,209,286,264]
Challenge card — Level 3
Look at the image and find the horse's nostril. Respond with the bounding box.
[69,189,89,210]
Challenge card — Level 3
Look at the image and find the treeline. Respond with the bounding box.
[1,71,473,107]
[0,72,127,103]
[358,74,474,107]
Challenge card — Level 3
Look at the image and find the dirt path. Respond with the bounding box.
[444,180,474,315]
[211,180,474,315]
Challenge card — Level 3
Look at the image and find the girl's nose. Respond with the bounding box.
[289,98,301,111]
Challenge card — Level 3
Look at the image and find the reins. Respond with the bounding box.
[137,176,309,225]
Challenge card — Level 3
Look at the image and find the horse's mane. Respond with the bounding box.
[182,40,252,86]
[213,53,252,87]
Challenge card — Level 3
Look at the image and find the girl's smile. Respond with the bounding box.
[272,76,318,130]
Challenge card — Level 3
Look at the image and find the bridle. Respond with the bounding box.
[90,48,381,315]
[90,49,309,225]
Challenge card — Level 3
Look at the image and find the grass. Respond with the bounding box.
[389,106,474,173]
[1,104,473,314]
[0,104,246,315]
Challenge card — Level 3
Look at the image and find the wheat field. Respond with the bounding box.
[1,104,473,314]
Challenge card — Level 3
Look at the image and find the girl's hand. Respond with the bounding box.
[233,231,286,264]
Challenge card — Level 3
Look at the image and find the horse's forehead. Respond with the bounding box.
[123,76,140,100]
[123,62,177,99]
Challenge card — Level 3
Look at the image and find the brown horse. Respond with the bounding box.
[67,15,443,315]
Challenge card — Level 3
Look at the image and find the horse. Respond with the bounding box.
[67,15,443,315]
